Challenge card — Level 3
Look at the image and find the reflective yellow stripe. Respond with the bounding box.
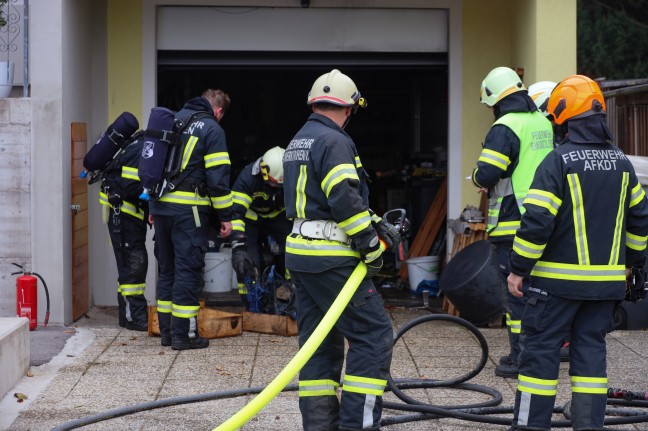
[179,136,199,171]
[338,211,372,236]
[245,209,258,221]
[513,236,545,260]
[505,313,511,327]
[354,156,363,169]
[159,191,211,205]
[571,376,608,394]
[120,201,145,220]
[489,220,520,237]
[237,283,247,294]
[531,261,625,281]
[121,166,140,181]
[321,164,359,198]
[299,379,339,397]
[157,300,172,313]
[211,193,233,210]
[171,303,200,318]
[286,235,360,258]
[568,174,590,265]
[518,374,557,396]
[610,172,629,265]
[296,165,307,218]
[626,231,648,251]
[258,208,286,219]
[204,151,231,168]
[629,182,645,208]
[478,148,511,171]
[119,283,146,295]
[232,191,252,208]
[342,375,387,396]
[524,189,562,216]
[232,219,245,232]
[509,319,521,334]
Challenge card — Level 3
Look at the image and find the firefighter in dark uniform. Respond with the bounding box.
[508,75,648,430]
[98,131,150,331]
[283,69,396,431]
[471,67,554,378]
[150,89,233,350]
[230,146,292,309]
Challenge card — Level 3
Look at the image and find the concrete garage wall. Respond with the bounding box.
[0,98,32,317]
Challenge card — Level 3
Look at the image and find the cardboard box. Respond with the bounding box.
[148,306,242,339]
[242,311,298,337]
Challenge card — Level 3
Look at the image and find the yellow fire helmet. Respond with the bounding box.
[480,66,526,107]
[260,146,285,185]
[307,69,367,110]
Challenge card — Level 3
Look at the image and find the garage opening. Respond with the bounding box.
[157,51,448,235]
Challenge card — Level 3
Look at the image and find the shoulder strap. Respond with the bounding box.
[89,130,145,185]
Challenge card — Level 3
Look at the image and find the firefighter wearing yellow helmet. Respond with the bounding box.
[472,66,555,379]
[230,146,292,311]
[283,69,395,430]
[507,75,648,430]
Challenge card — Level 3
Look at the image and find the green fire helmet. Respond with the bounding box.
[480,67,526,107]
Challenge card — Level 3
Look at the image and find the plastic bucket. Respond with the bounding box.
[204,250,234,293]
[406,256,440,292]
[439,240,505,326]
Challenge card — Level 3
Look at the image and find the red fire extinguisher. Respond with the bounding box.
[12,263,50,331]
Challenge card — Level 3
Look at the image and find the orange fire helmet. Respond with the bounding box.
[547,75,606,125]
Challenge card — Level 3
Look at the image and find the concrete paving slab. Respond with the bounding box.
[3,305,648,431]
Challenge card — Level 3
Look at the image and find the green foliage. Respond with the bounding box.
[578,0,648,79]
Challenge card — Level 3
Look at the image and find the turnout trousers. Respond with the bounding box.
[495,244,525,364]
[107,210,148,326]
[291,266,393,431]
[154,211,208,341]
[512,289,616,430]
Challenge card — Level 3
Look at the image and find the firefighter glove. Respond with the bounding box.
[375,220,400,252]
[361,236,384,277]
[231,240,248,279]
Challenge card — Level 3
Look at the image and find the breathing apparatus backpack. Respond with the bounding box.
[82,112,140,184]
[138,107,213,201]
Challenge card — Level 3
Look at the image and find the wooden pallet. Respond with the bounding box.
[242,311,298,337]
[148,306,242,339]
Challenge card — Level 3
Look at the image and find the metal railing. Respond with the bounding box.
[0,0,28,97]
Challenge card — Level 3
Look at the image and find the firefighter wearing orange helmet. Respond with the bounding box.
[507,75,648,430]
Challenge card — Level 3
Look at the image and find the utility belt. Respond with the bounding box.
[292,218,350,244]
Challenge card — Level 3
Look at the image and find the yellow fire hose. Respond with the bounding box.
[213,262,368,431]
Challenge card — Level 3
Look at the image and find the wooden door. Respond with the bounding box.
[71,123,89,320]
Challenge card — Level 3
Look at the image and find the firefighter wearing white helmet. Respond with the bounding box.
[472,66,554,379]
[230,146,291,310]
[283,69,395,430]
[528,81,557,116]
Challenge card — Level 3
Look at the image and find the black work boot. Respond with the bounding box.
[560,341,570,362]
[495,362,519,379]
[117,294,127,328]
[499,354,513,366]
[172,315,209,350]
[158,311,172,347]
[124,295,148,332]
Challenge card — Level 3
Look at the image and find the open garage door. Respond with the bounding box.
[156,6,449,232]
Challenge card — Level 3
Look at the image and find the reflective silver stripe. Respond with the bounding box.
[363,395,376,428]
[524,191,561,214]
[531,261,625,280]
[518,391,531,426]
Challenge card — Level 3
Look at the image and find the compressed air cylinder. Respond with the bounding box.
[83,112,139,171]
[138,107,176,198]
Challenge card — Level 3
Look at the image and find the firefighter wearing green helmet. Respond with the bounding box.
[472,66,554,379]
[283,69,395,430]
